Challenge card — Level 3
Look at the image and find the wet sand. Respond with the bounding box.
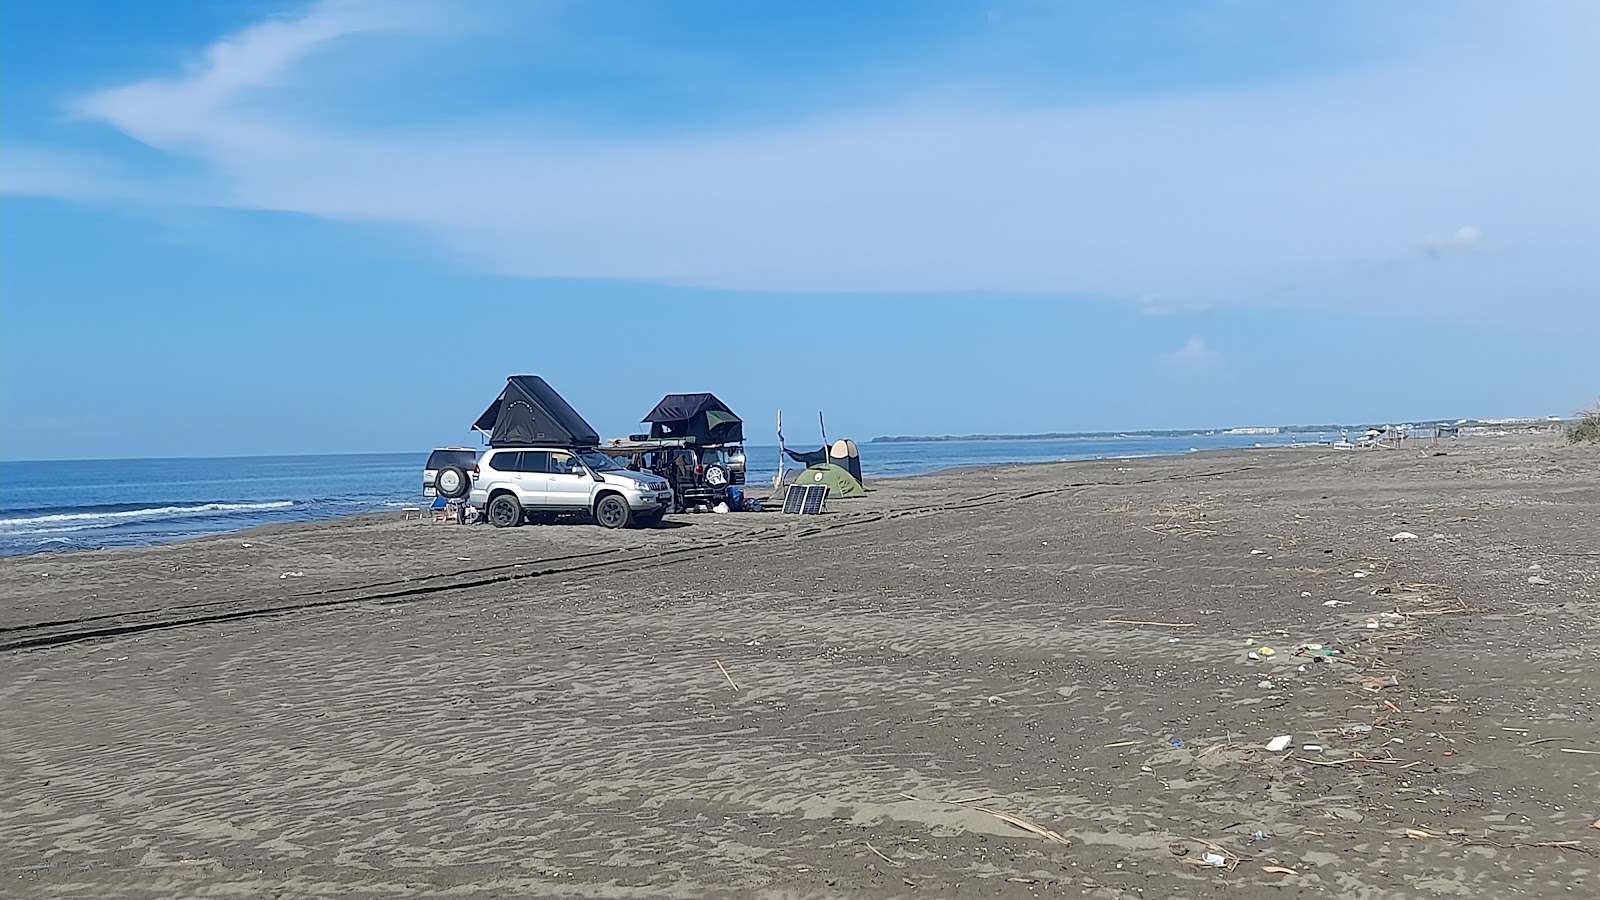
[2,436,1597,898]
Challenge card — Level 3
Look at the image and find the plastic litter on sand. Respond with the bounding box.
[1266,735,1293,752]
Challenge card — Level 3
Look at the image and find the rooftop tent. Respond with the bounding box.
[643,393,744,444]
[473,375,601,447]
[796,463,865,498]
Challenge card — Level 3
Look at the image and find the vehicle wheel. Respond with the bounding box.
[487,493,522,528]
[595,494,632,529]
[435,464,471,499]
[636,509,665,528]
[704,464,730,487]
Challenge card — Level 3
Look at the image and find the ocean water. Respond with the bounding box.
[0,433,1335,556]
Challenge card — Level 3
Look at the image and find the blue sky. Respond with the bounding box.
[2,0,1596,460]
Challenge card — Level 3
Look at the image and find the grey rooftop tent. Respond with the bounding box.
[644,393,743,444]
[474,376,600,447]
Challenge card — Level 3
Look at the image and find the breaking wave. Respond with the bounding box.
[0,501,296,534]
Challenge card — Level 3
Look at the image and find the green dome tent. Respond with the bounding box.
[796,463,864,498]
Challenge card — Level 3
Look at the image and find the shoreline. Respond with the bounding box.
[1,439,1369,560]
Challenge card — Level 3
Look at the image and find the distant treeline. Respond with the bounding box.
[869,424,1457,443]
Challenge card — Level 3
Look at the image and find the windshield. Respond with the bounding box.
[579,450,625,471]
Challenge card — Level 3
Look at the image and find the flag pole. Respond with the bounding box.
[775,409,785,490]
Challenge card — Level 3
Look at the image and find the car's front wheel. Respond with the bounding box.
[487,494,523,528]
[595,494,632,529]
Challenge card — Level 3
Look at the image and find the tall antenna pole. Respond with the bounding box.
[819,410,828,458]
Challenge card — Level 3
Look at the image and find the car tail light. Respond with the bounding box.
[472,465,480,475]
[695,465,705,474]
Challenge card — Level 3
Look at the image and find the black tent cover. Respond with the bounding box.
[474,376,600,447]
[643,393,743,443]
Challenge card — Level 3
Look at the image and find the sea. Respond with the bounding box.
[0,433,1339,557]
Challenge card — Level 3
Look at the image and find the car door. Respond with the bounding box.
[490,451,546,507]
[544,451,594,510]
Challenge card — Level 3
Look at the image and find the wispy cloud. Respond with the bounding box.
[1422,225,1484,257]
[9,0,1598,327]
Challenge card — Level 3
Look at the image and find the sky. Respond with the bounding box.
[2,0,1596,460]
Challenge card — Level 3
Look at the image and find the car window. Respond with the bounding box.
[549,452,586,475]
[578,450,623,471]
[521,451,553,474]
[427,449,477,469]
[486,451,519,472]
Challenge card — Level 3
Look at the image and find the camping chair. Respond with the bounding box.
[429,495,456,523]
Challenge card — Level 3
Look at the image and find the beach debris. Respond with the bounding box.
[1266,735,1293,752]
[713,502,730,514]
[1340,724,1375,735]
[1168,841,1189,857]
[1102,619,1197,628]
[864,841,904,867]
[1302,744,1325,753]
[1253,830,1269,841]
[987,695,1006,704]
[279,571,304,579]
[1361,676,1396,691]
[1247,651,1261,661]
[976,808,1073,848]
[1590,820,1600,830]
[1323,599,1350,607]
[714,660,740,691]
[241,542,252,548]
[1528,575,1553,586]
[1170,739,1184,748]
[1258,680,1276,689]
[1201,852,1229,868]
[1405,829,1434,840]
[1390,531,1418,542]
[1365,619,1381,629]
[1250,549,1266,555]
[1559,748,1600,755]
[1262,866,1299,875]
[1258,646,1277,657]
[1352,571,1369,579]
[1301,591,1312,598]
[1102,740,1140,749]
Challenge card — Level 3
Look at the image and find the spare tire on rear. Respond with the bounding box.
[436,464,471,499]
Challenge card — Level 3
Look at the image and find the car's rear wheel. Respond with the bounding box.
[436,465,471,499]
[487,493,522,528]
[595,494,631,529]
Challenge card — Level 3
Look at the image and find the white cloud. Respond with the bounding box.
[1422,225,1485,256]
[10,0,1599,328]
[1167,336,1224,369]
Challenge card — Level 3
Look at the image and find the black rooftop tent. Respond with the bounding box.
[643,393,744,444]
[474,376,601,447]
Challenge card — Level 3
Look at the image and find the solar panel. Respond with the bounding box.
[800,483,827,515]
[781,483,829,515]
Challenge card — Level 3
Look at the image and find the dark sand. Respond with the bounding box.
[3,436,1597,898]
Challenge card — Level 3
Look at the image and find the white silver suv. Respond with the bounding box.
[469,447,674,529]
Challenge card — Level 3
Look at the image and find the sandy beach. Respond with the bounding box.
[2,436,1597,898]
